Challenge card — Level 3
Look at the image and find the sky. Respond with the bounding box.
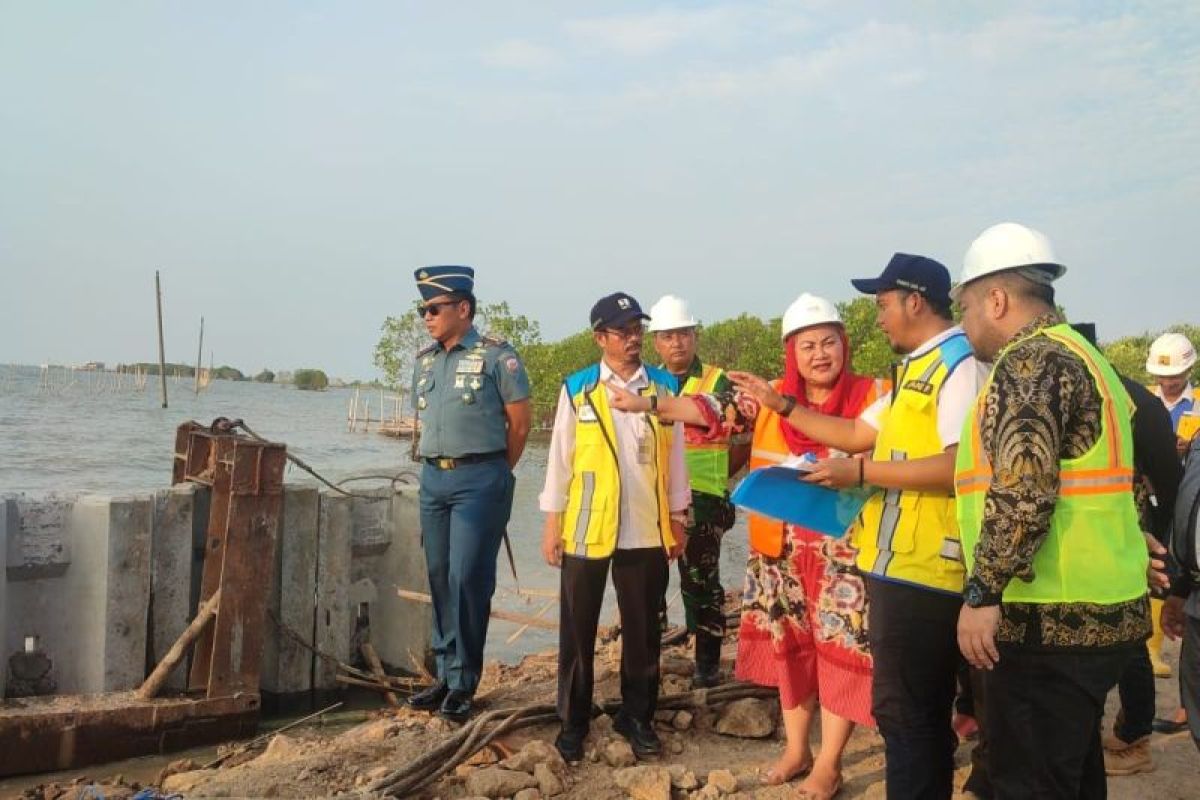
[1,1,1197,380]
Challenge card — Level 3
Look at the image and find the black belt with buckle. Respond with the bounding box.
[424,451,506,470]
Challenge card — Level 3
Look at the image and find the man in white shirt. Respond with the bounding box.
[540,292,690,762]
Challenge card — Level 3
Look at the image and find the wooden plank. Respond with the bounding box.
[395,588,556,631]
[362,642,400,706]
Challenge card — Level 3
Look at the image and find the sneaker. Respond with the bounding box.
[1104,739,1154,776]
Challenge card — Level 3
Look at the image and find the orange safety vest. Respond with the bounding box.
[747,378,887,557]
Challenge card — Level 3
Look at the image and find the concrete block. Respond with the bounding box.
[150,484,199,692]
[350,492,392,556]
[349,485,431,671]
[96,495,153,691]
[314,493,353,690]
[7,495,73,580]
[261,485,319,695]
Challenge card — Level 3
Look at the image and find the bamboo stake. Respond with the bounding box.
[194,316,204,395]
[396,588,556,631]
[505,597,556,644]
[155,270,168,408]
[361,642,400,706]
[137,588,221,699]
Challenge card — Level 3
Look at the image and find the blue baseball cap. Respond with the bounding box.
[590,292,649,330]
[851,253,951,305]
[414,265,475,301]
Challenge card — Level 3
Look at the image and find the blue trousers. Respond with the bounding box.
[418,458,513,695]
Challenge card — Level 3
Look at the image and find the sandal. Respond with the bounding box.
[797,773,843,799]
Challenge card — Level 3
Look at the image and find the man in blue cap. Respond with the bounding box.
[406,265,532,722]
[730,253,985,798]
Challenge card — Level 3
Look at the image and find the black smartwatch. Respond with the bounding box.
[648,394,659,414]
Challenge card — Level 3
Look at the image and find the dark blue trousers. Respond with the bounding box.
[418,458,513,695]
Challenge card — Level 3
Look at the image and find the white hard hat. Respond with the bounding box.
[1147,332,1197,377]
[952,222,1067,299]
[647,295,698,332]
[781,293,841,341]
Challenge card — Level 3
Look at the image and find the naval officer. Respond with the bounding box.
[405,265,532,722]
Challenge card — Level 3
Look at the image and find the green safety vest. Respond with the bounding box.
[955,324,1148,604]
[681,364,730,498]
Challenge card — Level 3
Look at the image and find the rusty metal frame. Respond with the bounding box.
[0,421,286,778]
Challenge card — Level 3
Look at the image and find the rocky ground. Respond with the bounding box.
[12,635,1197,800]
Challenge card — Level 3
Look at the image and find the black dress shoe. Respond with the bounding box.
[407,681,448,711]
[693,663,723,688]
[613,713,662,758]
[554,725,588,763]
[438,690,474,723]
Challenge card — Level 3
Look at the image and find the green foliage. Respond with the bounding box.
[293,369,329,391]
[119,361,196,376]
[212,365,244,381]
[254,369,275,383]
[373,303,426,389]
[695,314,783,377]
[478,301,542,351]
[522,329,599,423]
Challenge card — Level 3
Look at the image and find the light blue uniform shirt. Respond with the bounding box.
[411,326,530,458]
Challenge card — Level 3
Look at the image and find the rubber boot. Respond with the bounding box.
[693,631,724,688]
[1149,598,1171,678]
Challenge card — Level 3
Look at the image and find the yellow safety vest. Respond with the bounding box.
[855,330,973,594]
[561,363,679,559]
[955,324,1148,604]
[680,363,729,499]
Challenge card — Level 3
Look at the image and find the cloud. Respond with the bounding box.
[565,7,745,56]
[480,39,558,70]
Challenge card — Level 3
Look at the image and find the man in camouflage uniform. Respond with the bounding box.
[647,295,748,686]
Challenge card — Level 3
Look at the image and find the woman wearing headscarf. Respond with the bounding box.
[607,293,885,798]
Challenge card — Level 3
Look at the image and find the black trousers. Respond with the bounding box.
[1114,643,1155,742]
[984,644,1136,799]
[866,576,962,800]
[558,547,669,731]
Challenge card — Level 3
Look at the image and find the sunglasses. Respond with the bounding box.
[417,300,461,318]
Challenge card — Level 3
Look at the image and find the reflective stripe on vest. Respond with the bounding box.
[681,363,730,498]
[955,324,1147,604]
[747,378,886,557]
[854,332,973,593]
[561,363,679,560]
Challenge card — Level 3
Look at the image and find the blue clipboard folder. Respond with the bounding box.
[731,466,872,536]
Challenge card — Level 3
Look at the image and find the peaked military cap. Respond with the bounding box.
[414,265,475,301]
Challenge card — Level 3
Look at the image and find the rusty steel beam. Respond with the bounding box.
[0,692,259,778]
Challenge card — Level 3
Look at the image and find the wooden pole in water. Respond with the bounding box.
[155,270,168,408]
[194,316,204,395]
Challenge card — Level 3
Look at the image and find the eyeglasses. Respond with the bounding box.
[602,325,645,340]
[417,300,460,318]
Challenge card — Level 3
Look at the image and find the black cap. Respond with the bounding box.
[851,253,951,305]
[590,292,649,330]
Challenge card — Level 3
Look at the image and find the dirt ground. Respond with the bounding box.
[9,636,1197,800]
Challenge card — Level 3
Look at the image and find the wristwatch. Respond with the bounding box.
[963,580,994,608]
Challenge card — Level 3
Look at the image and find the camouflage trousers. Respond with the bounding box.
[676,516,730,639]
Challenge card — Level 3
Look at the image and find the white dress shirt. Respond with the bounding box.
[539,361,691,550]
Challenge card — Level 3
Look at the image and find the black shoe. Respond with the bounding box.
[613,713,662,758]
[693,663,723,688]
[1152,716,1188,734]
[407,681,448,711]
[438,690,474,723]
[555,725,588,763]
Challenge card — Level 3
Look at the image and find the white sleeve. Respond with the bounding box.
[666,420,693,513]
[859,394,887,431]
[538,386,576,512]
[936,357,986,448]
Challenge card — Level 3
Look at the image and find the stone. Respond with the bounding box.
[693,786,721,800]
[672,711,694,731]
[660,656,695,677]
[464,767,538,799]
[668,765,699,790]
[714,698,777,739]
[501,739,565,773]
[256,734,301,764]
[534,762,565,796]
[705,770,737,795]
[514,790,541,800]
[667,736,684,755]
[613,766,672,800]
[604,738,637,768]
[591,714,615,736]
[654,709,676,724]
[161,770,218,795]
